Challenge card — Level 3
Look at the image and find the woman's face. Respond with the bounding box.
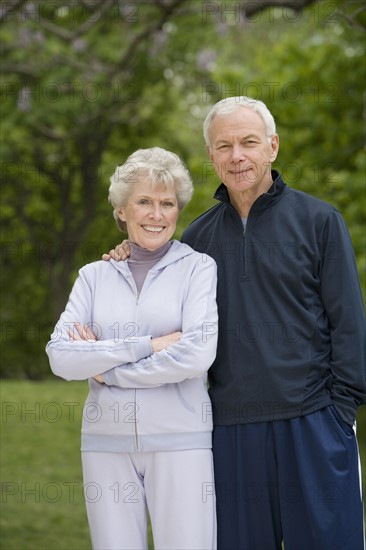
[117,179,179,250]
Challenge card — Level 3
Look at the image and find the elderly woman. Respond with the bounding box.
[46,147,218,550]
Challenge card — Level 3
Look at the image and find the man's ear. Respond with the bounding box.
[206,144,213,162]
[270,134,279,163]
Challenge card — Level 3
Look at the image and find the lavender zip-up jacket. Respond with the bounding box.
[46,241,218,452]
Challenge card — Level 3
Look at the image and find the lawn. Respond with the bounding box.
[1,380,365,549]
[0,380,153,550]
[1,380,92,550]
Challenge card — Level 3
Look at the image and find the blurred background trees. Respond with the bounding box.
[1,0,365,378]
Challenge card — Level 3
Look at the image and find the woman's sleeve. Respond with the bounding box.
[102,256,218,388]
[45,267,153,381]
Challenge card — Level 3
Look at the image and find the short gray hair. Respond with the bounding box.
[109,147,193,232]
[203,96,276,149]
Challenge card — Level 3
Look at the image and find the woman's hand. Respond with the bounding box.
[152,332,182,353]
[67,323,97,342]
[102,240,131,261]
[67,323,104,383]
[67,325,181,380]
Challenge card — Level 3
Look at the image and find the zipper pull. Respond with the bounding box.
[136,291,140,305]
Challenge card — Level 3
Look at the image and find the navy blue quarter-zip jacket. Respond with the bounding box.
[181,170,366,428]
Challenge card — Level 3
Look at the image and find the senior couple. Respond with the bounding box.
[47,97,365,550]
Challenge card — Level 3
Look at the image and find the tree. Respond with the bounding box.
[1,0,364,377]
[201,0,365,283]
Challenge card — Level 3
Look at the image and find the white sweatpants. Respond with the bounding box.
[81,449,217,550]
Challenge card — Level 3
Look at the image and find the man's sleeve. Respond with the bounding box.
[319,210,366,426]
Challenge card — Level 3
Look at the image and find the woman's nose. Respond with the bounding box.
[148,204,162,219]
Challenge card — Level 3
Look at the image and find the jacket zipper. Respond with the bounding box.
[134,288,140,449]
[227,201,249,280]
[124,277,141,450]
[133,388,139,450]
[126,271,154,451]
[242,225,247,279]
[235,206,248,280]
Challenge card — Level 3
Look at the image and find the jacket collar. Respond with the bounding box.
[213,170,286,212]
[109,240,195,275]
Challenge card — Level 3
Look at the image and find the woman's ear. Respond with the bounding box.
[117,207,126,222]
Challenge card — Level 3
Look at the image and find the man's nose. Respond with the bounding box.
[230,144,245,163]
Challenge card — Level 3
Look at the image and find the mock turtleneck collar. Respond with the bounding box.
[127,241,172,264]
[213,170,285,208]
[126,241,173,293]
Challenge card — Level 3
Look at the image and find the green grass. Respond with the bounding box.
[1,380,92,550]
[0,380,154,550]
[1,381,365,550]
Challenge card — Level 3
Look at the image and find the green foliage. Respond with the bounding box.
[195,0,366,295]
[1,0,365,377]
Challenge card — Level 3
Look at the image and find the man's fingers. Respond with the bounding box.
[101,243,130,262]
[109,249,123,261]
[101,250,122,261]
[116,244,129,260]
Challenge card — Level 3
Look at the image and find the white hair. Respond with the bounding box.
[203,96,276,149]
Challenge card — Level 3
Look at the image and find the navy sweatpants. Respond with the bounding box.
[213,406,364,550]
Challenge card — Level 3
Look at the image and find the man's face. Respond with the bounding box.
[207,107,279,196]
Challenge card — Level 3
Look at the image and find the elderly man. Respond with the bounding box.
[106,97,365,549]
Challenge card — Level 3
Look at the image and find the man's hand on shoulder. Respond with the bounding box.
[102,240,131,261]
